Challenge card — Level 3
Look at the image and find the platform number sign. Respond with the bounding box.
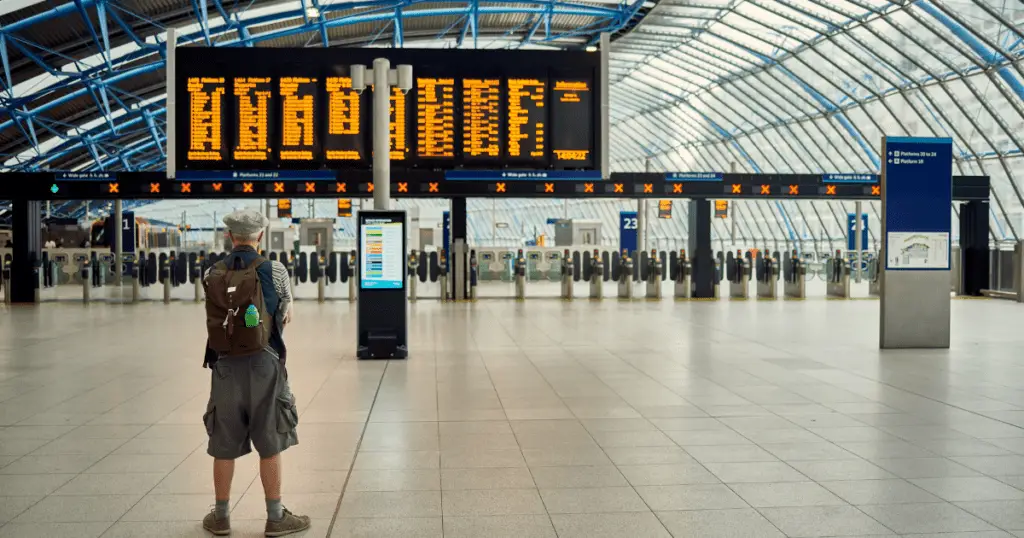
[619,211,638,256]
[110,211,136,254]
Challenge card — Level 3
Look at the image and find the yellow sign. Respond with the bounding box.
[714,200,728,218]
[337,199,352,217]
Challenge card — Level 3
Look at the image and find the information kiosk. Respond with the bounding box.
[356,210,408,359]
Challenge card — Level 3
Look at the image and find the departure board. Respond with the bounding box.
[186,77,227,161]
[463,78,501,159]
[416,78,455,158]
[279,77,318,161]
[551,79,593,167]
[325,77,364,162]
[389,87,408,161]
[175,48,600,171]
[507,78,546,163]
[233,77,272,161]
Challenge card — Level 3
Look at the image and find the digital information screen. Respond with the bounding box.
[551,79,593,167]
[463,78,501,159]
[360,219,404,289]
[507,78,546,163]
[325,77,364,161]
[187,77,227,161]
[416,78,455,158]
[233,77,272,161]
[176,49,599,170]
[279,77,318,161]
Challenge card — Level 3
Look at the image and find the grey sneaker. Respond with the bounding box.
[203,509,231,535]
[265,508,311,537]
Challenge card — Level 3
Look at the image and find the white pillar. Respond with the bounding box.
[373,57,391,210]
[114,199,123,286]
[854,200,863,283]
[165,28,176,179]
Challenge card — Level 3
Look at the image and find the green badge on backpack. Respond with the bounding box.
[244,304,260,328]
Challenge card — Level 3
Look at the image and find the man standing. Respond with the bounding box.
[201,209,308,537]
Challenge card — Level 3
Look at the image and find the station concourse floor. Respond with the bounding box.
[2,299,1024,537]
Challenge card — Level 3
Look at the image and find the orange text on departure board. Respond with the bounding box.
[507,78,545,159]
[279,77,317,160]
[233,77,271,161]
[416,78,455,158]
[390,87,407,160]
[325,77,361,161]
[187,77,225,161]
[463,78,500,158]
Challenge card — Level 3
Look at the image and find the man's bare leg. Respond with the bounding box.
[203,458,235,535]
[260,453,311,536]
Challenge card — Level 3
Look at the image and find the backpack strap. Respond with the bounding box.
[247,256,267,270]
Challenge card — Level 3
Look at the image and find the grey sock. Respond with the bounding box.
[266,498,283,521]
[215,499,230,520]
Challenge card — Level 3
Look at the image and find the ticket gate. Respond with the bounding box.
[674,250,692,299]
[646,249,662,299]
[80,258,92,302]
[438,249,449,302]
[826,253,851,299]
[728,250,750,299]
[348,250,357,302]
[561,249,574,300]
[514,249,527,300]
[408,252,419,302]
[468,250,478,300]
[161,257,172,303]
[589,250,603,299]
[756,254,779,299]
[783,251,807,299]
[618,251,634,300]
[316,253,328,303]
[192,255,204,302]
[867,256,880,296]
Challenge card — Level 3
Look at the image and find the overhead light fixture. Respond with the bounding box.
[305,6,320,18]
[586,45,597,52]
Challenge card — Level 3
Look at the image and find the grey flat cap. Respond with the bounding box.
[223,209,269,236]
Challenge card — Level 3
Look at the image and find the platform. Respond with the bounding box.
[1,299,1024,537]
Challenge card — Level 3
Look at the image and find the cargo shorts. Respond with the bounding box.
[203,350,299,460]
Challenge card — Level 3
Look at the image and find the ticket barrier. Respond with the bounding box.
[589,250,603,299]
[1,259,10,305]
[646,249,662,299]
[438,249,449,302]
[81,258,92,302]
[561,249,574,300]
[408,252,419,302]
[514,249,527,300]
[192,256,204,302]
[783,252,806,299]
[826,255,851,299]
[729,251,750,299]
[756,256,779,299]
[348,250,357,302]
[618,252,634,300]
[867,256,880,296]
[674,250,692,299]
[316,253,328,304]
[469,251,478,301]
[161,258,172,304]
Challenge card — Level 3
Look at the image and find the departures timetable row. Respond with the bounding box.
[184,75,594,169]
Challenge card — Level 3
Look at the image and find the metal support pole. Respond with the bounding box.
[599,32,610,180]
[114,199,123,287]
[373,57,391,210]
[854,201,863,283]
[165,28,176,179]
[264,200,272,253]
[82,263,91,303]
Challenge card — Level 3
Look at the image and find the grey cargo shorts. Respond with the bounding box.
[203,350,299,460]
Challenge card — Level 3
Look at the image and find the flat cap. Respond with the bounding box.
[223,209,269,236]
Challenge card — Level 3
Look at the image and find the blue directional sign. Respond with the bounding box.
[824,174,879,183]
[444,170,602,181]
[665,172,723,181]
[847,213,868,251]
[619,211,637,255]
[883,137,952,270]
[176,170,335,181]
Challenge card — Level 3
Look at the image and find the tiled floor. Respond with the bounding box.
[1,297,1024,537]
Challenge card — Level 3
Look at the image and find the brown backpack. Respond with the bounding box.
[204,256,271,357]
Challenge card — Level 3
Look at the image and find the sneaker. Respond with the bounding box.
[203,508,231,536]
[265,508,311,537]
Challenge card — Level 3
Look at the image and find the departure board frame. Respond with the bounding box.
[174,47,601,172]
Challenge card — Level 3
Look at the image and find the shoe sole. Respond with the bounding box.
[203,525,231,536]
[265,521,311,537]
